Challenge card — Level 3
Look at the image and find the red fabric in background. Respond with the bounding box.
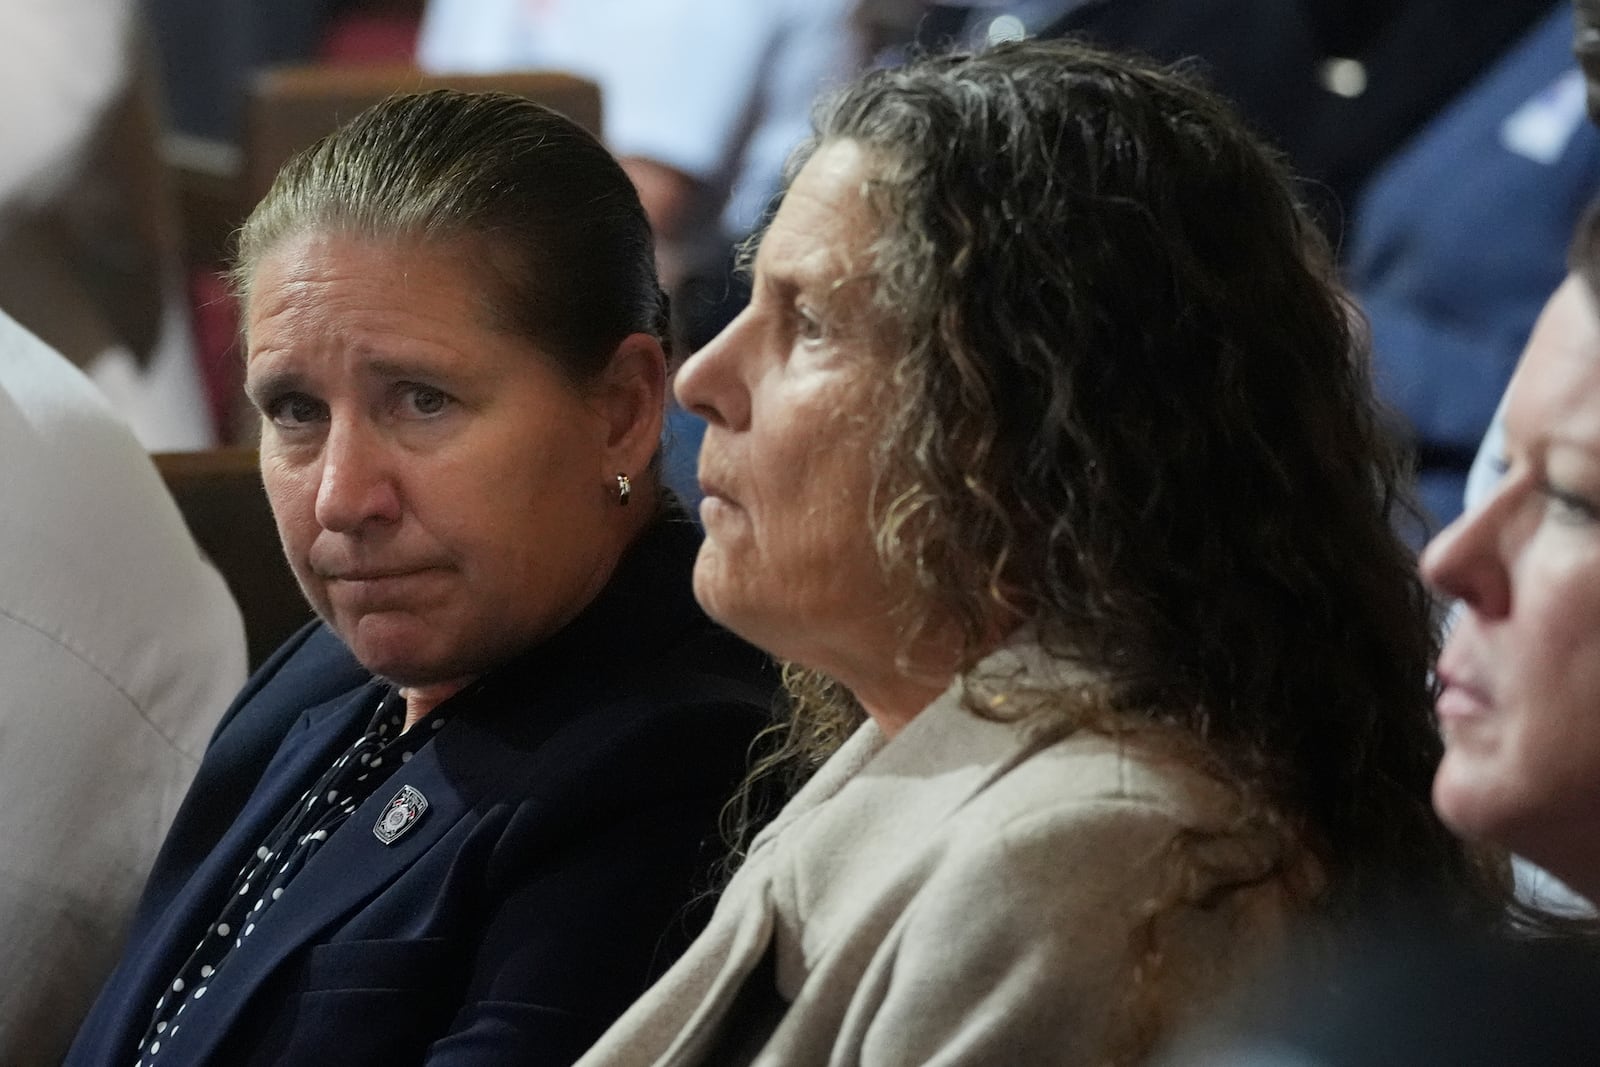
[317,11,421,64]
[190,270,241,439]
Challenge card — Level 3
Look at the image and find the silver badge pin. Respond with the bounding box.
[373,784,428,844]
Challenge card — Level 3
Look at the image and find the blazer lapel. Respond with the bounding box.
[167,730,476,1067]
[572,727,889,1067]
[163,633,674,1067]
[596,656,1063,1066]
[96,682,382,1062]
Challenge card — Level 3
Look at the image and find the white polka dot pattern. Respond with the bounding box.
[132,687,453,1064]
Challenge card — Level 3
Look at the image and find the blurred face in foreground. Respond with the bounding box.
[1423,275,1600,901]
[674,141,947,731]
[244,230,662,696]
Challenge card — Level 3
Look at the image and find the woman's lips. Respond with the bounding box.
[325,567,448,605]
[1435,670,1492,726]
[698,494,736,527]
[696,473,730,501]
[696,477,738,516]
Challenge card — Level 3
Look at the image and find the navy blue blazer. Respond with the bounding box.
[66,515,774,1066]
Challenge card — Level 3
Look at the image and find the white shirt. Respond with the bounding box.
[0,0,129,210]
[0,312,247,1065]
[0,0,216,449]
[416,0,863,237]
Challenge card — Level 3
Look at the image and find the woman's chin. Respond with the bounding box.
[1431,751,1520,849]
[338,615,452,686]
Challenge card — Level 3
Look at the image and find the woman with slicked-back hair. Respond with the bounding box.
[64,91,773,1067]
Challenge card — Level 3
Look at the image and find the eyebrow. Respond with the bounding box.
[246,347,484,396]
[360,354,471,382]
[754,268,801,305]
[753,230,833,287]
[756,255,859,303]
[242,366,307,404]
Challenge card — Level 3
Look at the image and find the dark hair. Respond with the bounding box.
[741,40,1505,931]
[232,89,671,380]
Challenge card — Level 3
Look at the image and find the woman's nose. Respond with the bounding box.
[675,308,752,431]
[1420,501,1511,620]
[313,419,402,533]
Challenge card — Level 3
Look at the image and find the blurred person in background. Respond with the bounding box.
[0,314,246,1065]
[4,0,216,448]
[575,40,1508,1067]
[1035,0,1555,234]
[978,0,1584,535]
[416,0,869,505]
[1346,4,1600,533]
[1465,0,1600,530]
[65,91,772,1067]
[416,0,863,317]
[141,0,335,143]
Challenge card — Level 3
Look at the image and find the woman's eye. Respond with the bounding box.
[399,384,453,418]
[1543,483,1600,524]
[796,306,825,343]
[266,393,326,427]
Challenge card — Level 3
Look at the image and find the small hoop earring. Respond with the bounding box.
[615,472,631,506]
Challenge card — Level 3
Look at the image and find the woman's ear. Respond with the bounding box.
[594,332,668,475]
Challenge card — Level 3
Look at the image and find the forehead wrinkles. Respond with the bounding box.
[759,192,874,278]
[244,234,516,369]
[770,143,880,264]
[243,280,332,362]
[759,221,882,328]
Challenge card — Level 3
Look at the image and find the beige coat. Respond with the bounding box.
[577,645,1314,1066]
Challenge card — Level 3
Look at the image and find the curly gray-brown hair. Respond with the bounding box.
[731,41,1506,941]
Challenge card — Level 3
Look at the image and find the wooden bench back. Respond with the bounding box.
[153,448,313,669]
[244,64,603,204]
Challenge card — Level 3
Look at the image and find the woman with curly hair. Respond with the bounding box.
[577,39,1506,1066]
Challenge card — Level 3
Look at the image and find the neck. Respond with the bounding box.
[836,615,1015,740]
[855,674,954,740]
[840,636,967,741]
[402,679,472,730]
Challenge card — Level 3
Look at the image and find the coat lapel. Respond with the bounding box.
[165,628,685,1067]
[98,515,754,1065]
[577,640,1088,1066]
[168,734,477,1067]
[98,681,383,1062]
[571,725,888,1067]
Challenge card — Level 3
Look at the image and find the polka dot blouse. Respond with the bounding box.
[133,687,451,1066]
